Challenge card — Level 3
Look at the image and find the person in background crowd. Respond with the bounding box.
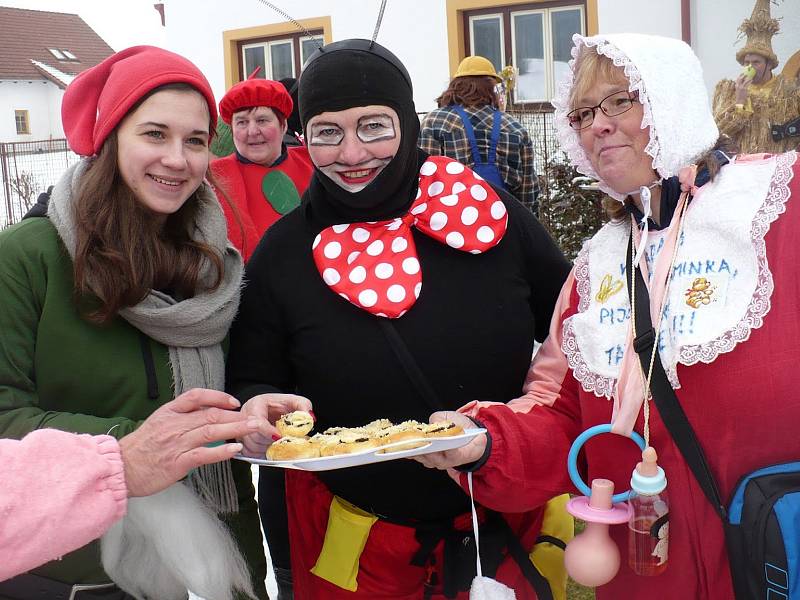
[212,76,314,261]
[279,77,304,146]
[712,0,800,153]
[0,390,253,583]
[230,38,573,599]
[419,55,538,213]
[0,46,268,600]
[417,31,800,600]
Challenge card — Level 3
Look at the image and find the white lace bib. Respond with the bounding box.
[563,153,795,397]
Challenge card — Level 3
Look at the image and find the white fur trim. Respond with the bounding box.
[101,483,255,600]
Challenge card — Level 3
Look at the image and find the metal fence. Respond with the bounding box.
[0,139,80,229]
[0,110,567,229]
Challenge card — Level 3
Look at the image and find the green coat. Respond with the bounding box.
[0,218,266,596]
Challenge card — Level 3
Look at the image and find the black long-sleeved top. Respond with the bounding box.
[226,176,570,522]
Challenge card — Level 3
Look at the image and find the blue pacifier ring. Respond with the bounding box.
[567,423,646,503]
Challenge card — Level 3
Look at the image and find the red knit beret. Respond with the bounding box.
[219,78,293,125]
[62,45,218,157]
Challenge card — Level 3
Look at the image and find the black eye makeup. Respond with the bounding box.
[356,113,396,143]
[308,122,344,146]
[308,113,397,146]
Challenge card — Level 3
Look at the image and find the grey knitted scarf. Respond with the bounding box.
[49,159,244,513]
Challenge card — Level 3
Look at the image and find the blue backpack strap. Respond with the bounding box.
[451,105,484,165]
[487,109,502,165]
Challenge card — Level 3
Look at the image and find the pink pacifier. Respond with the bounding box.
[565,478,632,586]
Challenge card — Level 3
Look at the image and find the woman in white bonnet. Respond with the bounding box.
[416,32,800,598]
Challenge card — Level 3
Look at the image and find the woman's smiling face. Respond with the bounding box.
[116,88,210,220]
[306,105,401,193]
[576,79,655,195]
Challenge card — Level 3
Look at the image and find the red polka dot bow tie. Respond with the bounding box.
[312,156,508,318]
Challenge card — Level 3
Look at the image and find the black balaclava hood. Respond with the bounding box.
[299,39,421,223]
[278,77,302,135]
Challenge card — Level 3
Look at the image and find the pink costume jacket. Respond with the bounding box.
[458,152,800,599]
[0,429,127,581]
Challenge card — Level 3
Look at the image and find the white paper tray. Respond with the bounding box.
[234,428,486,471]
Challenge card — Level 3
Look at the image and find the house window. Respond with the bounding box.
[240,31,323,80]
[15,110,30,135]
[465,2,585,104]
[47,48,78,61]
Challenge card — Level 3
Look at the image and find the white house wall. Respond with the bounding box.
[597,0,682,39]
[0,80,64,142]
[163,0,798,114]
[164,0,452,113]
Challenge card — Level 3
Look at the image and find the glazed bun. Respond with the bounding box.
[276,411,314,437]
[419,421,464,438]
[319,432,378,456]
[381,421,428,452]
[267,436,320,460]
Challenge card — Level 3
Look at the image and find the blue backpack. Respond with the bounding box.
[725,463,800,599]
[451,105,506,190]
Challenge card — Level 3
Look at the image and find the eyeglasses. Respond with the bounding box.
[566,90,638,130]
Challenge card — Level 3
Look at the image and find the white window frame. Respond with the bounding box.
[299,35,323,68]
[61,49,77,60]
[468,13,506,70]
[48,48,66,60]
[241,39,297,79]
[15,109,30,135]
[510,8,549,103]
[468,3,585,103]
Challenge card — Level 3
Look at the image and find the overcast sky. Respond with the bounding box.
[3,0,165,50]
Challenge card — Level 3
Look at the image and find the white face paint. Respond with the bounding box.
[306,105,401,193]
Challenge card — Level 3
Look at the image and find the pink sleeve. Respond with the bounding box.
[0,429,128,580]
[455,271,583,511]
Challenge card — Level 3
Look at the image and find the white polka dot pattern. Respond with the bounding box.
[312,156,506,318]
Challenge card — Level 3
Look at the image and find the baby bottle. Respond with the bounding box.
[628,446,669,576]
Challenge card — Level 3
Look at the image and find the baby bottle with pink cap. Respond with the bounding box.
[628,447,669,576]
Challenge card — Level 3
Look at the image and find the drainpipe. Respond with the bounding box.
[681,0,691,45]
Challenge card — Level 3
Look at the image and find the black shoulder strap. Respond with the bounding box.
[626,232,728,520]
[377,319,445,412]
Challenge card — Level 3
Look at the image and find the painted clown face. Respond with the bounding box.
[305,105,401,193]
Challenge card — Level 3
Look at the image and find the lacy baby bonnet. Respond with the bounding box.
[552,33,719,201]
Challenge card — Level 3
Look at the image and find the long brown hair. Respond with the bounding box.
[72,86,225,324]
[436,75,499,109]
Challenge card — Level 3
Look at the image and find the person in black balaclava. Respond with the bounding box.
[278,77,303,146]
[228,39,572,599]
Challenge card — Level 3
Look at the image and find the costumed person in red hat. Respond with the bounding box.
[417,32,800,600]
[212,75,314,262]
[0,46,275,600]
[229,39,573,599]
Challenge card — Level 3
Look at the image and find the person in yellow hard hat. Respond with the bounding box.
[419,55,539,213]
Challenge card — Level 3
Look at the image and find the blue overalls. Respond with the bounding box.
[451,105,506,190]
